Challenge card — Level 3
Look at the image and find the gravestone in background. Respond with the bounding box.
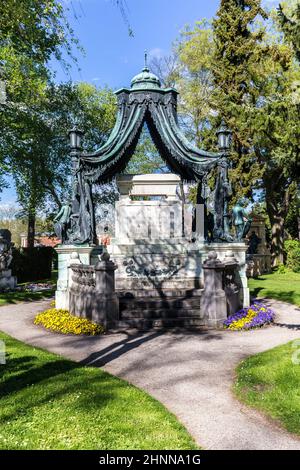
[0,229,17,291]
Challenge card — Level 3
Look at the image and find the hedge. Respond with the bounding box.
[284,239,300,273]
[11,247,55,283]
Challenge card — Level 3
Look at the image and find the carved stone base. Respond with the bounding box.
[54,240,250,329]
[55,244,102,310]
[109,238,202,293]
[108,239,250,309]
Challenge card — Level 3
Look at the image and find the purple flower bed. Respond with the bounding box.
[224,302,275,331]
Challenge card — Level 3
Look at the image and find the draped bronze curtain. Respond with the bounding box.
[79,89,223,184]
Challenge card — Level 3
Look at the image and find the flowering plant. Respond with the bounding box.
[224,302,275,331]
[34,308,105,335]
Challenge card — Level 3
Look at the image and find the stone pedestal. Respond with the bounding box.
[55,172,251,328]
[204,243,250,307]
[200,252,227,327]
[68,252,119,328]
[223,252,242,315]
[93,254,119,327]
[55,244,102,309]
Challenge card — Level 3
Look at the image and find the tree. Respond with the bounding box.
[5,83,116,248]
[149,53,179,88]
[0,0,78,103]
[126,125,169,174]
[278,0,300,61]
[211,0,299,264]
[168,1,299,263]
[0,204,27,246]
[278,0,300,241]
[0,0,79,245]
[0,0,135,247]
[175,21,217,148]
[211,0,267,198]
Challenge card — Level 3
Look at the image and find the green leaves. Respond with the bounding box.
[173,0,299,261]
[1,81,116,229]
[0,0,79,103]
[278,1,300,62]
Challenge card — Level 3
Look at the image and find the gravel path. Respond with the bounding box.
[0,298,300,450]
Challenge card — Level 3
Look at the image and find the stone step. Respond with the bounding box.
[120,308,200,319]
[116,317,206,330]
[120,297,201,311]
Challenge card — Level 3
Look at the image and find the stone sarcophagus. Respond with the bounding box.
[108,174,203,293]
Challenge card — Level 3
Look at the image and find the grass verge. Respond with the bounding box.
[0,331,197,450]
[235,340,300,435]
[248,271,300,306]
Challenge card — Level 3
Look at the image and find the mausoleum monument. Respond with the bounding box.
[55,59,251,329]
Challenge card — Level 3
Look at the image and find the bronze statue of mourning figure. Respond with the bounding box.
[232,199,252,241]
[54,201,72,243]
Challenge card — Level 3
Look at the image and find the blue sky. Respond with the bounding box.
[55,0,222,89]
[55,0,279,90]
[2,0,279,205]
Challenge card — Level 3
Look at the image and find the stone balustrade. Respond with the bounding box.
[71,264,96,288]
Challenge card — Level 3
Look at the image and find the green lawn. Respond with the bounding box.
[0,332,197,450]
[249,271,300,306]
[235,340,300,435]
[0,289,55,306]
[0,271,57,306]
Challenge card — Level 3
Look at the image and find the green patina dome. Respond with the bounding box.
[131,66,161,90]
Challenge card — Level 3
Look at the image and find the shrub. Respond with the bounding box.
[11,247,55,282]
[284,239,300,273]
[224,303,275,331]
[276,263,289,274]
[34,309,104,335]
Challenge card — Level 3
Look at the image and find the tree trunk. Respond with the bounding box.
[27,210,36,249]
[267,208,285,266]
[265,175,292,267]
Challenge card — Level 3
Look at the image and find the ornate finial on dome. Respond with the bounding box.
[130,53,161,91]
[144,50,149,71]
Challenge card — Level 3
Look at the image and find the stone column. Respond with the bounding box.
[200,251,227,327]
[93,251,119,328]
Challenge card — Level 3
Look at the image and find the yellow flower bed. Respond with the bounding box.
[227,308,257,331]
[34,308,105,335]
